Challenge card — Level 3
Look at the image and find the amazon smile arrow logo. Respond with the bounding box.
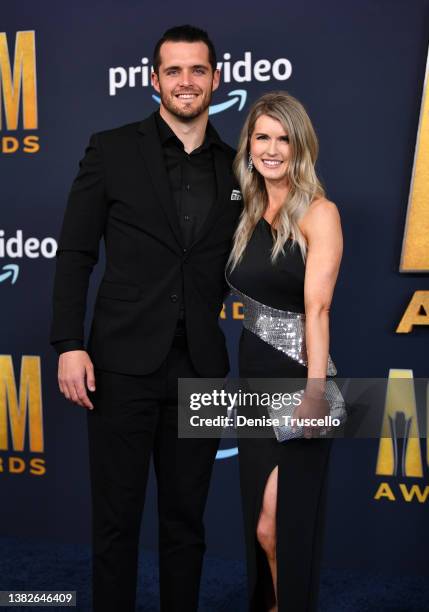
[151,89,248,116]
[216,446,238,460]
[0,264,19,284]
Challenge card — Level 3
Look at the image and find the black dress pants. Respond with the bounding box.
[86,331,220,612]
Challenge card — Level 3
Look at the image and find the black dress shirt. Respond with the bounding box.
[155,111,219,249]
[155,112,221,320]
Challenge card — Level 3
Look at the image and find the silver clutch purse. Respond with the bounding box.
[267,379,346,442]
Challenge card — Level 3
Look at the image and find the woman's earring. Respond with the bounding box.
[247,153,253,173]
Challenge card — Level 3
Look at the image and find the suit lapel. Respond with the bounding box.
[137,115,183,249]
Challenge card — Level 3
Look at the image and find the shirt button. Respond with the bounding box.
[170,294,178,303]
[183,248,187,253]
[185,184,190,191]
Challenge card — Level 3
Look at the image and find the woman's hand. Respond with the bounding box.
[292,391,331,439]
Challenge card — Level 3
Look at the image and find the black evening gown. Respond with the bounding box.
[227,218,332,612]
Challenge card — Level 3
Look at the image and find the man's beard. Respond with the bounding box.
[159,88,212,121]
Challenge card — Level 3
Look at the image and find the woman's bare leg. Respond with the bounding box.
[256,466,279,611]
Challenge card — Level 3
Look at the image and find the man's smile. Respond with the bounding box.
[175,91,200,100]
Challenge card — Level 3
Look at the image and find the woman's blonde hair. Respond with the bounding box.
[228,91,325,270]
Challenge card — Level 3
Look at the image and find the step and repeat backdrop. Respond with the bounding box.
[1,0,429,576]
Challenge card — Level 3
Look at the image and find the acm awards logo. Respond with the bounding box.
[374,370,428,505]
[396,45,429,331]
[0,30,39,154]
[0,355,46,476]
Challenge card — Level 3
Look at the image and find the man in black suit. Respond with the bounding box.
[50,25,241,612]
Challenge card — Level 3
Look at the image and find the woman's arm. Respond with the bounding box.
[300,199,343,396]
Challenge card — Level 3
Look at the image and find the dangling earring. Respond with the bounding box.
[247,152,253,173]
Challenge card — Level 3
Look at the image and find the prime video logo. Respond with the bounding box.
[0,230,57,259]
[109,51,293,101]
[0,230,57,285]
[216,446,238,460]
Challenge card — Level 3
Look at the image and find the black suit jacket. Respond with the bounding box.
[50,112,241,376]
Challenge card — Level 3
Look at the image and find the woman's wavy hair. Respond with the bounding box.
[228,91,325,270]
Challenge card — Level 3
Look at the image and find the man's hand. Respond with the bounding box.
[58,350,96,409]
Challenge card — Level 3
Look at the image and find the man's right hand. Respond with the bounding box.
[58,350,96,410]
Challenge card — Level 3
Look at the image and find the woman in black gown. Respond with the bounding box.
[226,92,343,611]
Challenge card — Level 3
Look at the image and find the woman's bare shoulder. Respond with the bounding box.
[299,197,341,238]
[309,197,339,217]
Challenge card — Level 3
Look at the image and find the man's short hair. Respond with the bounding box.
[152,25,217,74]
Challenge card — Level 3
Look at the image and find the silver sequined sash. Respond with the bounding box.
[226,276,337,376]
